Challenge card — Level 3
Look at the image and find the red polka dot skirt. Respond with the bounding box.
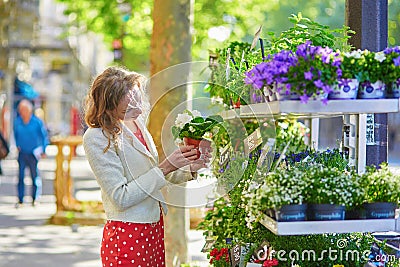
[101,213,165,267]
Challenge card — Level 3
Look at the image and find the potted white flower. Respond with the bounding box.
[382,46,400,98]
[360,163,400,219]
[171,109,224,158]
[357,50,387,99]
[329,50,364,99]
[250,165,308,222]
[304,163,362,221]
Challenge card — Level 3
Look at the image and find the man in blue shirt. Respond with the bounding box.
[14,99,49,207]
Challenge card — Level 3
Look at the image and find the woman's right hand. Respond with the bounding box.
[158,145,198,176]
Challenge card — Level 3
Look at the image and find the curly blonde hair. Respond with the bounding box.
[84,66,148,152]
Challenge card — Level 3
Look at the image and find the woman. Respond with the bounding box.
[83,66,209,267]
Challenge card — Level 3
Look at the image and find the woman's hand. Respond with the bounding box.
[190,147,213,173]
[158,145,198,176]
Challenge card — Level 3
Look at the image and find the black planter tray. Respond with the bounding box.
[260,213,400,235]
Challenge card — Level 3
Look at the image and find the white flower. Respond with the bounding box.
[344,49,362,59]
[202,132,212,139]
[374,51,386,62]
[248,181,260,191]
[174,138,183,146]
[189,126,195,132]
[174,113,192,128]
[191,110,202,118]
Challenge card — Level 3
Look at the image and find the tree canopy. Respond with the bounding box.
[57,0,400,71]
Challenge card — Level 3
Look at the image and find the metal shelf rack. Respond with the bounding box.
[259,214,400,236]
[221,98,400,235]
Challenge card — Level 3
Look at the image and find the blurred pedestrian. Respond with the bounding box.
[0,130,9,175]
[14,99,49,207]
[83,66,210,267]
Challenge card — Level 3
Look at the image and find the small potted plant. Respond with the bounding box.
[329,50,364,99]
[245,41,342,104]
[304,163,362,221]
[382,46,400,98]
[360,162,400,219]
[357,50,387,99]
[284,41,342,103]
[250,165,308,222]
[171,109,224,158]
[208,247,231,267]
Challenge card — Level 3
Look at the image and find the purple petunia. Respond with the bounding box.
[338,78,351,87]
[322,84,333,94]
[299,94,309,104]
[314,79,324,88]
[393,56,400,67]
[244,40,341,104]
[304,71,313,80]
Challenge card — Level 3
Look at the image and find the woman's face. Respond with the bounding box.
[116,86,143,121]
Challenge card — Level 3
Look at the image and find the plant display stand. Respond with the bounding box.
[225,98,400,174]
[260,213,400,236]
[220,98,400,235]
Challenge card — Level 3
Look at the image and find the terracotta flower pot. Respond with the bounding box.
[183,137,211,159]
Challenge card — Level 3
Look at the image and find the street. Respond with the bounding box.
[0,148,208,267]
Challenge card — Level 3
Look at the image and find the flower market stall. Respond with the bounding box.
[195,13,400,267]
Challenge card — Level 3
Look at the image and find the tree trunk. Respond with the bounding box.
[149,0,193,266]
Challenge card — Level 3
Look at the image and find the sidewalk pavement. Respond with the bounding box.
[0,149,209,267]
[2,143,399,267]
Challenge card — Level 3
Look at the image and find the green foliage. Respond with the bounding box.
[246,231,375,267]
[57,0,376,71]
[57,0,152,70]
[304,164,363,207]
[311,147,350,171]
[197,144,263,247]
[215,153,247,193]
[56,0,400,72]
[206,41,263,107]
[197,197,264,246]
[361,162,400,204]
[275,119,309,154]
[171,110,224,141]
[266,12,354,53]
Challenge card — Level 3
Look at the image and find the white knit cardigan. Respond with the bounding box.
[83,118,192,223]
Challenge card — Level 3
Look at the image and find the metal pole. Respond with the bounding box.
[345,0,388,168]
